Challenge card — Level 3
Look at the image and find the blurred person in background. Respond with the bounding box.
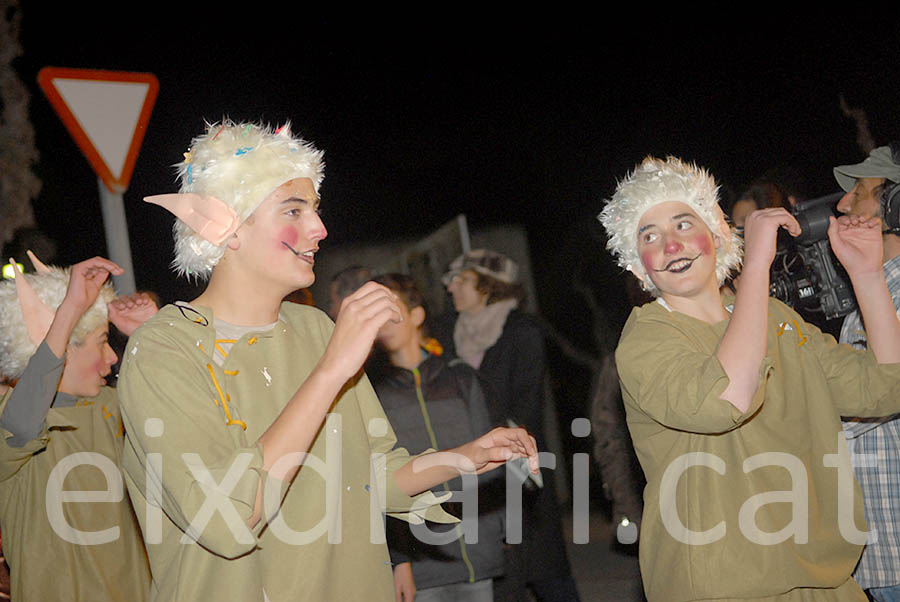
[372,273,505,602]
[434,249,581,602]
[328,265,373,320]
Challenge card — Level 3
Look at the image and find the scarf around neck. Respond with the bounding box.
[454,298,518,369]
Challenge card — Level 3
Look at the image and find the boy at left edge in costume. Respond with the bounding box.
[0,254,154,601]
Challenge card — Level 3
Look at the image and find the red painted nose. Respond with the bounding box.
[664,237,683,254]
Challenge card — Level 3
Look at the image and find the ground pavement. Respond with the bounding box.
[562,509,645,602]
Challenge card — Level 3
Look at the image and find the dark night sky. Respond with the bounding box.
[11,9,900,344]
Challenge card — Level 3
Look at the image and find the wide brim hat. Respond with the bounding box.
[834,146,900,192]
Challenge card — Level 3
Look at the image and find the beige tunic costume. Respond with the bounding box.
[0,373,150,601]
[616,297,900,602]
[118,302,455,602]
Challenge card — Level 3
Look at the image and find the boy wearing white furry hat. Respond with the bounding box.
[118,120,538,602]
[0,255,153,602]
[599,156,900,601]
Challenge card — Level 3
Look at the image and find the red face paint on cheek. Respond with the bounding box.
[640,251,654,273]
[279,227,299,251]
[694,234,712,256]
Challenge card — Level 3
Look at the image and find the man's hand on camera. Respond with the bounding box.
[827,214,883,278]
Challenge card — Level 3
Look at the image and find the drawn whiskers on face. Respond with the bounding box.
[282,241,317,264]
[281,241,301,256]
[653,253,702,274]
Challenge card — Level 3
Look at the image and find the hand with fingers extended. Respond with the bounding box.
[828,214,884,278]
[109,292,160,337]
[740,208,802,275]
[319,281,403,382]
[456,426,540,476]
[60,257,124,318]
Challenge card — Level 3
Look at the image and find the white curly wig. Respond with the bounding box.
[598,156,742,296]
[0,266,115,380]
[171,119,325,279]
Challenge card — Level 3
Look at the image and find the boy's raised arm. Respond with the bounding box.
[257,281,402,481]
[717,208,800,413]
[1,257,122,447]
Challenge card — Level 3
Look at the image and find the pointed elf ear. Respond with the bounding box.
[144,193,241,245]
[26,250,52,274]
[11,258,55,347]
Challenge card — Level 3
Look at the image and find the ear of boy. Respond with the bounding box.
[410,306,425,329]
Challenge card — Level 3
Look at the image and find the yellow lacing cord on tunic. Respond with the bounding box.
[205,363,247,430]
[775,321,807,346]
[247,337,258,345]
[215,339,237,358]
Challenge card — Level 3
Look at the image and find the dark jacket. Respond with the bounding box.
[433,309,576,585]
[373,353,505,590]
[433,310,545,440]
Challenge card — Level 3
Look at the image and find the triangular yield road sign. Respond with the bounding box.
[37,67,159,193]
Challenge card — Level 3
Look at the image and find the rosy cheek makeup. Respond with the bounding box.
[640,251,655,273]
[279,227,299,250]
[279,227,302,256]
[694,234,712,256]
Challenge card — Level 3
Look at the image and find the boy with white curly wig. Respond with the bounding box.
[119,119,539,602]
[600,156,900,601]
[0,255,154,601]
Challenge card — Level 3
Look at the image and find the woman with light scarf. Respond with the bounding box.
[434,249,581,602]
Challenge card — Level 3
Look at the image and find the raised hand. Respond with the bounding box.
[319,281,402,382]
[827,214,884,278]
[42,257,122,358]
[61,257,123,318]
[108,292,159,337]
[740,208,802,275]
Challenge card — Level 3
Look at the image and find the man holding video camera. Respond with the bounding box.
[834,143,900,602]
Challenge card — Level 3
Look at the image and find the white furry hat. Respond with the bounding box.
[0,265,114,380]
[598,156,742,296]
[168,119,325,279]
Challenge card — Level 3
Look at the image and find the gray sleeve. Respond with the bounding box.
[0,342,65,448]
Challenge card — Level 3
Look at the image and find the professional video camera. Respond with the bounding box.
[768,192,857,320]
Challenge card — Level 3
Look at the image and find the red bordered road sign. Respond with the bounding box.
[37,67,158,193]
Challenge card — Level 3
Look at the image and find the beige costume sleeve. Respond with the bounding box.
[776,301,900,418]
[616,311,771,435]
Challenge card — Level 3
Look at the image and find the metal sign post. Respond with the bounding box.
[37,67,158,294]
[97,178,136,294]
